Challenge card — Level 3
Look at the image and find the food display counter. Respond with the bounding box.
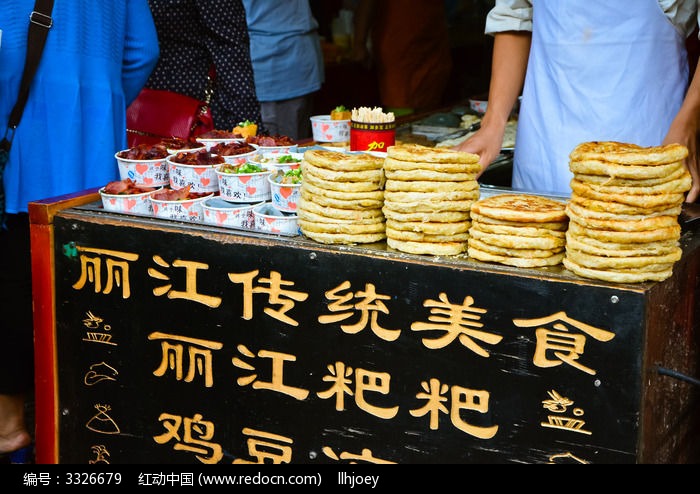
[29,187,700,464]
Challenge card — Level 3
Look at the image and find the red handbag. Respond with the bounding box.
[126,88,214,147]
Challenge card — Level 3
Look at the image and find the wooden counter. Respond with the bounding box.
[29,190,700,464]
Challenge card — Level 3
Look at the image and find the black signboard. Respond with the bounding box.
[53,214,645,464]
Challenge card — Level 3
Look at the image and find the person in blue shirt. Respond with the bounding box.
[241,0,325,140]
[0,0,159,457]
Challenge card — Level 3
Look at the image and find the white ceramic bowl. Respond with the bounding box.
[167,150,225,193]
[310,115,351,143]
[249,143,298,154]
[209,141,258,166]
[115,150,169,187]
[215,163,272,203]
[201,197,263,230]
[249,151,303,173]
[253,202,299,235]
[149,189,214,223]
[268,171,302,213]
[99,185,161,216]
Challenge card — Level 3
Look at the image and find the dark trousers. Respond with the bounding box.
[0,214,34,394]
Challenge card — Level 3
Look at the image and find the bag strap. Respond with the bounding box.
[2,0,54,147]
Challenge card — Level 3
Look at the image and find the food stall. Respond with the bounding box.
[29,175,700,464]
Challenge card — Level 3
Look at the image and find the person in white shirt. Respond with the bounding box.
[453,0,700,202]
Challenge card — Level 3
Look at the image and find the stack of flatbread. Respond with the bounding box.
[382,144,481,256]
[467,194,569,267]
[564,141,691,283]
[297,149,386,244]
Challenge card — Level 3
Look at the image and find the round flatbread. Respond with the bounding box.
[566,205,679,232]
[569,159,684,179]
[382,207,471,223]
[565,201,682,222]
[567,218,681,243]
[303,168,383,192]
[384,189,479,203]
[573,170,691,196]
[468,227,566,250]
[297,207,384,225]
[387,237,467,256]
[302,229,386,245]
[470,221,566,238]
[469,211,568,230]
[298,196,384,220]
[303,149,384,171]
[386,227,468,243]
[573,166,689,187]
[563,257,674,283]
[301,181,384,202]
[569,141,688,165]
[568,193,682,214]
[301,189,384,210]
[470,193,568,223]
[387,143,480,164]
[385,168,478,182]
[565,232,679,257]
[384,178,479,193]
[384,157,481,174]
[565,246,681,269]
[468,237,564,258]
[383,198,476,213]
[299,218,386,235]
[385,218,471,235]
[302,160,385,183]
[468,247,565,267]
[570,179,686,208]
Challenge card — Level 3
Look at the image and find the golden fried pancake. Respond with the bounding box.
[568,194,681,214]
[299,218,386,235]
[385,218,471,235]
[569,141,688,165]
[563,257,674,283]
[468,237,564,258]
[304,149,384,171]
[565,246,681,269]
[384,168,478,182]
[298,207,385,225]
[303,169,383,192]
[574,170,691,196]
[301,189,383,210]
[383,198,476,213]
[298,196,384,220]
[387,237,467,256]
[384,157,480,174]
[384,179,478,193]
[386,227,469,243]
[384,189,479,203]
[565,201,682,222]
[301,181,384,202]
[468,247,565,267]
[469,211,568,230]
[301,230,386,245]
[382,207,471,223]
[570,179,686,208]
[387,143,480,164]
[567,218,681,243]
[468,227,566,250]
[574,166,688,187]
[470,221,566,238]
[569,159,684,179]
[302,160,385,183]
[565,232,679,257]
[470,193,568,223]
[566,205,679,231]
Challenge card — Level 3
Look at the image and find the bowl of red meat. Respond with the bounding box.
[115,143,170,187]
[196,129,244,150]
[160,137,206,155]
[99,178,161,216]
[245,134,298,153]
[149,186,214,223]
[167,149,225,193]
[210,141,257,166]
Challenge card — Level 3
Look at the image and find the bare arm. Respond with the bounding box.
[453,31,531,175]
[663,57,700,203]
